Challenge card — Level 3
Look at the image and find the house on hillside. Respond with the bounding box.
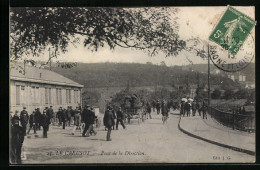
[10,64,84,114]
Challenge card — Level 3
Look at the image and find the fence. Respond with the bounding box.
[208,107,255,132]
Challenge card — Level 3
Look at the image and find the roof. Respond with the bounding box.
[10,64,84,88]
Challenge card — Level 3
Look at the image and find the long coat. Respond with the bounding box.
[82,109,95,125]
[20,110,29,126]
[40,114,50,127]
[103,110,115,128]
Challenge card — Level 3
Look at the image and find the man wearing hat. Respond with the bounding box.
[161,101,169,124]
[82,105,96,137]
[116,107,126,130]
[61,108,67,129]
[103,106,115,141]
[35,108,41,130]
[27,111,37,135]
[20,107,29,136]
[40,110,50,138]
[47,106,54,126]
[56,107,63,126]
[11,110,25,164]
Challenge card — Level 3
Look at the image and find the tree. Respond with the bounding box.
[234,88,248,99]
[10,7,186,61]
[223,89,234,100]
[211,89,221,99]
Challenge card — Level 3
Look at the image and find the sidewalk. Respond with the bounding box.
[179,114,255,154]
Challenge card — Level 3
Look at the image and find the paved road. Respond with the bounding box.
[22,110,254,164]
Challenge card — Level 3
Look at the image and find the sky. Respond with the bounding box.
[22,6,255,66]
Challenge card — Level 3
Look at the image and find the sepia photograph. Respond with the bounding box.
[9,6,255,164]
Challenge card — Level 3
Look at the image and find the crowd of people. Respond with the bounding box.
[180,99,208,119]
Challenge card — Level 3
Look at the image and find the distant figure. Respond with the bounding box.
[184,101,191,117]
[35,108,41,130]
[112,108,116,130]
[116,107,126,130]
[20,107,29,136]
[156,101,161,115]
[202,101,207,119]
[146,102,152,119]
[61,108,67,129]
[103,106,115,141]
[192,101,197,116]
[27,111,37,135]
[11,110,25,164]
[71,107,81,135]
[180,101,185,116]
[56,107,63,126]
[40,110,50,138]
[196,102,201,116]
[66,106,72,126]
[161,101,169,124]
[47,106,54,126]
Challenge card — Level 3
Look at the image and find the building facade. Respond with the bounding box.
[10,65,84,114]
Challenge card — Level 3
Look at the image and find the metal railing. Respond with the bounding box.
[208,107,255,132]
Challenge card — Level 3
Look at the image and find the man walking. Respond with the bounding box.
[71,107,81,135]
[161,101,169,124]
[82,105,97,137]
[184,101,191,117]
[103,106,115,141]
[66,106,72,126]
[61,108,67,129]
[116,107,126,130]
[156,100,161,115]
[20,107,29,136]
[11,111,25,164]
[47,106,54,126]
[27,111,37,135]
[35,108,41,130]
[56,107,62,126]
[146,102,152,119]
[40,110,50,138]
[202,101,208,119]
[192,101,197,116]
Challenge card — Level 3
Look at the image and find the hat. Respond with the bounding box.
[23,107,26,109]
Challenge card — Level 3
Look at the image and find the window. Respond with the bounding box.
[16,85,25,105]
[45,88,52,104]
[16,85,20,105]
[74,90,79,104]
[31,86,40,104]
[66,89,71,103]
[56,88,62,105]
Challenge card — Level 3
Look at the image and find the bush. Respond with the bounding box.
[223,89,234,100]
[211,89,221,99]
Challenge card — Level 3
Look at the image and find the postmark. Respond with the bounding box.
[208,6,256,72]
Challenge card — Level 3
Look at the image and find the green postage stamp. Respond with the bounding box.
[209,6,256,55]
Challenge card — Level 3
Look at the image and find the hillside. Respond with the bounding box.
[50,62,237,89]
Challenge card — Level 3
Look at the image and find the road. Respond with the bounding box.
[22,110,254,164]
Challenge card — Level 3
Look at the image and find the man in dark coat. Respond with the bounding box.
[11,110,25,164]
[202,101,208,119]
[116,107,126,130]
[82,105,96,137]
[40,110,50,138]
[27,111,37,135]
[61,108,67,129]
[184,101,191,117]
[192,101,197,116]
[47,106,54,126]
[161,101,169,124]
[156,101,161,115]
[66,106,72,126]
[146,102,152,119]
[20,107,29,136]
[56,107,63,126]
[103,106,115,141]
[35,108,41,130]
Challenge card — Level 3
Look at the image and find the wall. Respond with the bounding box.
[10,79,82,114]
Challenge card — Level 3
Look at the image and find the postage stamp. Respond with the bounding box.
[209,6,256,55]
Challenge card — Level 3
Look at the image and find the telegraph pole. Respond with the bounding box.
[208,44,211,107]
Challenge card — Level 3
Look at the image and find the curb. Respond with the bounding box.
[178,117,255,156]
